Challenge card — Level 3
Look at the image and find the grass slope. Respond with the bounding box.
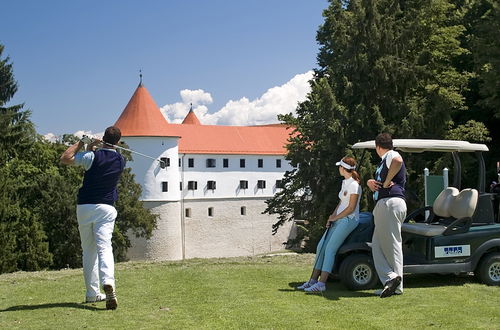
[1,254,499,329]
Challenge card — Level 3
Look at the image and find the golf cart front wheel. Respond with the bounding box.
[476,252,500,286]
[339,254,379,290]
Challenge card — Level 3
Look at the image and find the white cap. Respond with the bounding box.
[336,159,356,170]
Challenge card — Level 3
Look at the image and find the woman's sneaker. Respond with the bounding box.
[297,280,316,290]
[304,282,326,292]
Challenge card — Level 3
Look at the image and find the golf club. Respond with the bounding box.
[82,135,167,169]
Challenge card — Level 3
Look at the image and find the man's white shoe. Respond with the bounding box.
[374,288,402,296]
[304,282,326,292]
[85,293,106,303]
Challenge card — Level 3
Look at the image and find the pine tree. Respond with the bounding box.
[266,0,471,249]
[0,45,52,271]
[453,0,500,179]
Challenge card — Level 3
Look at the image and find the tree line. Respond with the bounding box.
[0,45,158,274]
[265,0,499,249]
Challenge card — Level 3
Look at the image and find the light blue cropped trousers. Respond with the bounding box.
[313,216,359,273]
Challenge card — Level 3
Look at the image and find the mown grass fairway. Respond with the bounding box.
[1,253,498,329]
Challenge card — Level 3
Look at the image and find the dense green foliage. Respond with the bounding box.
[0,45,158,273]
[0,45,52,272]
[266,0,498,249]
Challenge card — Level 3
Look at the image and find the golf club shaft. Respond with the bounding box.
[81,135,165,166]
[103,141,164,165]
[318,225,331,258]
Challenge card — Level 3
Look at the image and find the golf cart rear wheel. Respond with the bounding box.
[339,254,379,290]
[476,252,500,286]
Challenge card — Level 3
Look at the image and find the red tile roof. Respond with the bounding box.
[167,123,291,155]
[114,85,292,155]
[181,109,201,125]
[114,84,169,136]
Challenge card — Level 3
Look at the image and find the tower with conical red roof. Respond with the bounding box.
[115,79,183,261]
[181,104,201,125]
[114,81,170,136]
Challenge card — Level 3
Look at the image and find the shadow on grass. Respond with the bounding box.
[279,281,373,300]
[0,302,104,312]
[283,273,477,299]
[403,273,476,288]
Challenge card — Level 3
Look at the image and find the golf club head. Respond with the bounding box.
[81,135,93,144]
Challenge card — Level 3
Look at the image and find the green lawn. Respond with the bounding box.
[1,253,498,329]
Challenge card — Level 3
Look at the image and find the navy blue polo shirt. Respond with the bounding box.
[374,150,406,202]
[75,149,125,205]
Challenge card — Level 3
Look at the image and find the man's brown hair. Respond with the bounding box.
[375,133,393,150]
[103,126,121,145]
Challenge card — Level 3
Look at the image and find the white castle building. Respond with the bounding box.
[114,82,296,260]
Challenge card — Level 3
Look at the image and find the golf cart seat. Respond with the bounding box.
[402,187,478,237]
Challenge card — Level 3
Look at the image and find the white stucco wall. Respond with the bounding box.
[126,201,183,261]
[121,136,181,201]
[183,198,295,259]
[180,154,292,199]
[127,198,296,261]
[122,141,297,261]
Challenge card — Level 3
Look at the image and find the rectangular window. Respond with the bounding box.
[241,206,246,216]
[240,159,245,168]
[208,207,214,217]
[188,181,198,190]
[207,180,216,190]
[276,159,282,168]
[188,158,194,168]
[276,180,284,189]
[161,181,168,192]
[180,182,183,191]
[223,158,229,168]
[160,157,171,168]
[206,158,216,168]
[257,180,266,189]
[239,180,248,189]
[258,159,263,168]
[185,208,191,218]
[179,158,181,167]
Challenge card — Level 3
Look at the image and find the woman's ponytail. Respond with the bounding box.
[351,170,361,183]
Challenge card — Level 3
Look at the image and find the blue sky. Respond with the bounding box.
[1,0,327,137]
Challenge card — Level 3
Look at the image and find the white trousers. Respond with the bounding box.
[77,204,117,298]
[372,197,407,291]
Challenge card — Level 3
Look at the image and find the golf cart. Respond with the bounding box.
[330,139,500,290]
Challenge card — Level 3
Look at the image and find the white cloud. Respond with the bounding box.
[73,130,97,139]
[160,89,213,124]
[160,71,313,126]
[42,130,104,143]
[180,89,213,105]
[43,133,58,142]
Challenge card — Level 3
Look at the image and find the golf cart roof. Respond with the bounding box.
[352,139,489,153]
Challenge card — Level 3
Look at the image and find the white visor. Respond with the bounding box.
[336,159,356,170]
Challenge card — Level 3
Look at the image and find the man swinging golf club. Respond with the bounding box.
[60,126,125,310]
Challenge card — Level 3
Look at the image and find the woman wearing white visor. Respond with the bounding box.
[298,157,362,292]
